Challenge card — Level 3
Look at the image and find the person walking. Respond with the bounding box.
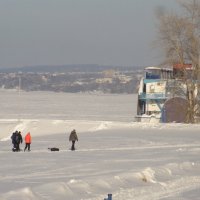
[15,131,23,151]
[24,132,31,152]
[69,129,78,151]
[11,130,17,151]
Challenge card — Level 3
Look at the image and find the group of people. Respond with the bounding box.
[11,131,32,152]
[10,129,78,152]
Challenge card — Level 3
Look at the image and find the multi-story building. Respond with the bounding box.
[136,66,191,123]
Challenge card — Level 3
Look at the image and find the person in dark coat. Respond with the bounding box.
[15,131,23,151]
[11,131,17,151]
[69,129,78,151]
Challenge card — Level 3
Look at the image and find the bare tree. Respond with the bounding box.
[155,0,200,123]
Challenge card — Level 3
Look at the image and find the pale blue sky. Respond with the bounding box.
[0,0,177,68]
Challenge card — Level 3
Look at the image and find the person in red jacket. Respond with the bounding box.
[24,132,32,152]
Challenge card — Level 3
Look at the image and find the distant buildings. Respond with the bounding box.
[0,68,142,94]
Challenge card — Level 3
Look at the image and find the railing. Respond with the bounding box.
[139,93,168,100]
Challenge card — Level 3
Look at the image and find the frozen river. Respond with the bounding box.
[0,90,137,121]
[0,90,200,200]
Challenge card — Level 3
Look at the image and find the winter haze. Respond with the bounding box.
[0,0,177,68]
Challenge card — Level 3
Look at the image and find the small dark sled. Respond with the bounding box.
[48,147,59,151]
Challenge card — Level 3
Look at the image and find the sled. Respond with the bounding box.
[48,147,59,151]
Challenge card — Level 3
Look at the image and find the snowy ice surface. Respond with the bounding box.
[0,90,200,200]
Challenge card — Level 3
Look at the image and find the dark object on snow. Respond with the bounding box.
[12,148,16,152]
[12,147,21,152]
[48,147,59,151]
[104,194,112,200]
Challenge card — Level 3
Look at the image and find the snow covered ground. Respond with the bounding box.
[0,90,200,200]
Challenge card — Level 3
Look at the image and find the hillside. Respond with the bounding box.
[0,65,144,94]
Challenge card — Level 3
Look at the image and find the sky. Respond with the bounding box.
[0,0,177,68]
